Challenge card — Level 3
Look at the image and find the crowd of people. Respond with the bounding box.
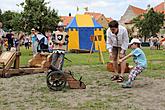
[0,25,21,52]
[0,21,69,58]
[149,35,165,50]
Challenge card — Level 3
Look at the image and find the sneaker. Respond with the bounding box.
[122,81,132,88]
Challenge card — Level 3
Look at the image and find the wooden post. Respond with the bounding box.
[88,35,105,64]
[96,35,104,64]
[14,52,21,69]
[88,35,95,62]
[87,41,94,62]
[13,32,24,69]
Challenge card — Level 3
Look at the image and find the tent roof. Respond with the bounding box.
[66,14,102,29]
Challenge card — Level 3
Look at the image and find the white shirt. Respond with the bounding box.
[106,25,129,53]
[0,29,5,38]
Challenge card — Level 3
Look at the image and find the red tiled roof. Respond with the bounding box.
[121,3,164,24]
[84,12,103,20]
[60,16,73,26]
[106,17,113,22]
[129,5,146,15]
[124,19,132,24]
[154,2,165,14]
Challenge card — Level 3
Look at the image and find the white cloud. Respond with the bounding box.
[89,1,109,8]
[0,0,24,12]
[0,0,163,20]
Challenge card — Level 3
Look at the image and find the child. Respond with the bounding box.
[4,38,8,51]
[119,38,147,88]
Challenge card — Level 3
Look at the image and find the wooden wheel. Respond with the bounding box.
[46,70,66,91]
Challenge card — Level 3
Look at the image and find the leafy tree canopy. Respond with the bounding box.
[20,0,60,34]
[0,0,60,34]
[133,8,164,39]
[0,10,21,31]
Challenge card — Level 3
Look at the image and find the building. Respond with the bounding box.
[60,14,73,27]
[119,5,146,25]
[120,2,165,37]
[84,12,112,28]
[154,2,165,14]
[106,17,113,23]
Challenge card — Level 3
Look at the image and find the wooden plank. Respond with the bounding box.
[19,68,47,74]
[14,52,21,69]
[40,52,51,56]
[107,62,131,73]
[4,52,16,70]
[28,53,50,67]
[0,51,16,65]
[0,68,47,77]
[41,60,50,68]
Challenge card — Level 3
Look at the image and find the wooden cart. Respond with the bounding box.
[0,51,50,77]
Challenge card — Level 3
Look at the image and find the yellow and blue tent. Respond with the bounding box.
[66,14,106,51]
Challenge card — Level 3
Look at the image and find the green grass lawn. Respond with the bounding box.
[20,46,33,66]
[20,46,165,79]
[20,46,165,68]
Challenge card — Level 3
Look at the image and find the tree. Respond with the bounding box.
[20,0,60,34]
[133,8,164,41]
[0,10,21,31]
[0,9,2,22]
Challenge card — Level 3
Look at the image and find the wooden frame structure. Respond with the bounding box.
[0,51,51,77]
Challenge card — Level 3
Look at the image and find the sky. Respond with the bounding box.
[0,0,164,20]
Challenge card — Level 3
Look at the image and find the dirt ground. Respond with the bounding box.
[0,65,165,110]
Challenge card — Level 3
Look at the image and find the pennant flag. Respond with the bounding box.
[77,6,79,11]
[84,7,88,11]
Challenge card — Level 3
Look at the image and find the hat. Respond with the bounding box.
[31,28,35,31]
[129,38,141,45]
[9,29,12,32]
[58,22,64,27]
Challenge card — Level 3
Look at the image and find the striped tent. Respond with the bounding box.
[66,14,106,51]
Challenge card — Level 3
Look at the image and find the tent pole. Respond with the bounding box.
[87,41,94,63]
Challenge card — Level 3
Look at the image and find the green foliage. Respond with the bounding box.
[0,0,60,33]
[0,9,2,22]
[20,0,60,33]
[133,8,164,39]
[0,11,21,31]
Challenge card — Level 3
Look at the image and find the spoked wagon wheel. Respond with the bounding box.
[46,71,66,91]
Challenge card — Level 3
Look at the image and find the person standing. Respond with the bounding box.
[50,22,69,71]
[31,28,38,56]
[0,22,5,38]
[0,22,5,52]
[160,36,165,51]
[24,34,30,49]
[6,29,14,51]
[35,27,48,53]
[106,20,129,82]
